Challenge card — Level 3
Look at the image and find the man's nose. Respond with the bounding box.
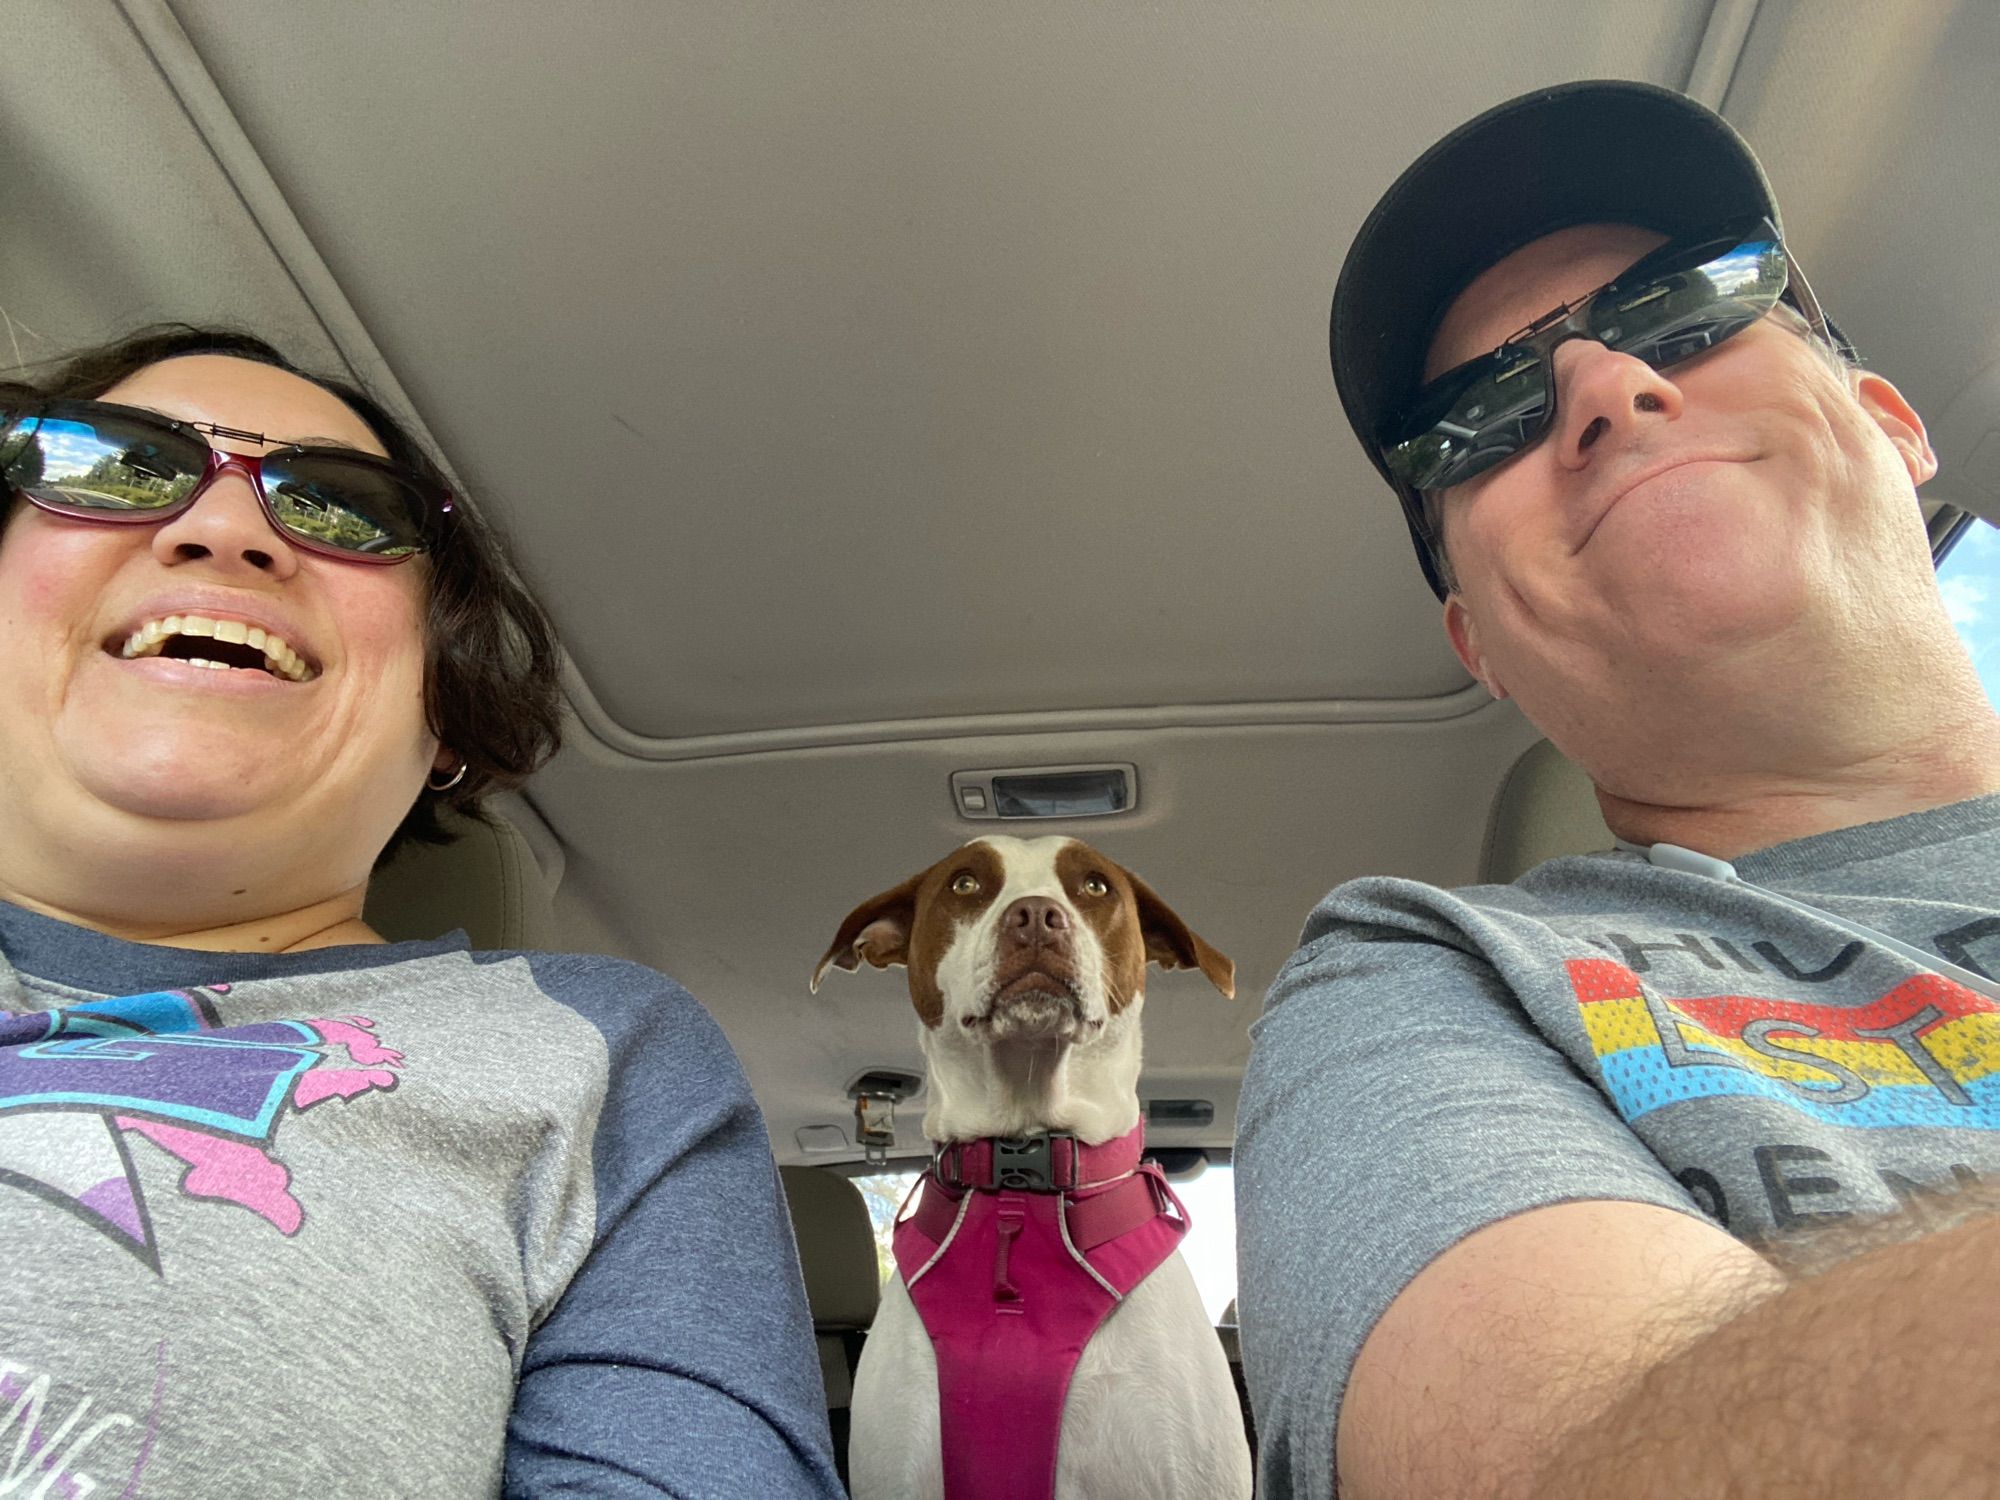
[1546,338,1683,469]
[150,462,300,579]
[1000,896,1073,955]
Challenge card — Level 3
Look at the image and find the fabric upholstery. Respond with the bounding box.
[1479,738,1613,884]
[364,808,558,950]
[779,1166,882,1407]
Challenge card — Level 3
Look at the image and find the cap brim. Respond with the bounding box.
[1331,80,1780,539]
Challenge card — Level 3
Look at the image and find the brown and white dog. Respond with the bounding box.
[811,835,1252,1500]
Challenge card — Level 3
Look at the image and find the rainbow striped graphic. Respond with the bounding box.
[1570,957,2000,1130]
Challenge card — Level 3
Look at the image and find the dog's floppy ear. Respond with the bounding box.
[1129,871,1236,999]
[810,871,926,992]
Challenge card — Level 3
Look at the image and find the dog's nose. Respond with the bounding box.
[1000,896,1071,951]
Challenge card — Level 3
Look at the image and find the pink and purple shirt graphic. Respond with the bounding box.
[0,987,403,1271]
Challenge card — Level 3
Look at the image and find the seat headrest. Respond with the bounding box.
[364,806,558,950]
[779,1166,882,1330]
[1480,738,1613,884]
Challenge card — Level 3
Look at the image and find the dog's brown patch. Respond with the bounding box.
[1055,841,1235,1006]
[812,840,1007,1027]
[1054,842,1145,1014]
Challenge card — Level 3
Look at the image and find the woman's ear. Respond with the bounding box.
[1854,371,1938,487]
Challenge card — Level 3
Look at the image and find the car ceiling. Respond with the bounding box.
[8,1,1999,1165]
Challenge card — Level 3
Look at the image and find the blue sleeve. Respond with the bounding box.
[503,955,843,1499]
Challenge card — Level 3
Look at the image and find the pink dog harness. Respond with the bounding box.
[892,1124,1189,1500]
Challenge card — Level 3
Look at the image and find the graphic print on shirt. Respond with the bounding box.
[1570,957,2000,1129]
[0,987,403,1271]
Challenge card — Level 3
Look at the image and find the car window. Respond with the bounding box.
[1940,517,2000,707]
[853,1161,1239,1323]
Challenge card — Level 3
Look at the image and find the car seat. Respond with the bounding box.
[364,806,558,948]
[1478,738,1612,883]
[779,1165,882,1486]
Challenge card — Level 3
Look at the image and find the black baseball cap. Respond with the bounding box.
[1331,80,1783,597]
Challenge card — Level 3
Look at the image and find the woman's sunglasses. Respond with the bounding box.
[1379,216,1840,495]
[0,398,452,563]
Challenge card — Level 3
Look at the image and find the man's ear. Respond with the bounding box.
[1444,595,1508,701]
[1129,871,1235,999]
[1853,371,1939,487]
[810,872,923,992]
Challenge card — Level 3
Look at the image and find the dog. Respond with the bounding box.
[811,835,1253,1500]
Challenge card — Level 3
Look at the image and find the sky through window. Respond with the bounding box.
[1939,517,2000,708]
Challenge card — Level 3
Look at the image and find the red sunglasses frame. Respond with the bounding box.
[3,401,453,566]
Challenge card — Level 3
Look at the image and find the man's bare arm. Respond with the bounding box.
[1337,1199,1778,1500]
[1337,1191,2000,1500]
[1525,1191,2000,1500]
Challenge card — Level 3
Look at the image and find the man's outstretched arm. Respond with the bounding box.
[1524,1193,2000,1500]
[1338,1191,2000,1500]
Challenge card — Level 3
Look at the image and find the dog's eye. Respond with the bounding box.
[1081,875,1109,897]
[951,873,981,896]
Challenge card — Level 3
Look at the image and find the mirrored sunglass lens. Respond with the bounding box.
[1386,349,1550,490]
[262,457,427,556]
[1592,238,1787,369]
[3,415,204,511]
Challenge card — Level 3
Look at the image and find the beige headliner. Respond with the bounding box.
[5,0,1996,1162]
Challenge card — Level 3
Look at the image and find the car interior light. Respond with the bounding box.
[950,764,1138,821]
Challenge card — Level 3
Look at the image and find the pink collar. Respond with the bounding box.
[928,1125,1145,1194]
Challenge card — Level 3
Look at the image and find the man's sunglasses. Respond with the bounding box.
[0,398,452,563]
[1379,217,1840,496]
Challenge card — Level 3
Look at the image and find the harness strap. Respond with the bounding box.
[909,1159,1173,1252]
[909,1170,964,1244]
[1065,1169,1174,1251]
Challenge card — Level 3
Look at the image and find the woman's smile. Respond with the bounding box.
[114,610,318,682]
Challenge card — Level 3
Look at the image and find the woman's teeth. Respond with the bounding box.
[118,613,317,682]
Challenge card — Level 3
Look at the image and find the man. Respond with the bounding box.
[1236,80,2000,1500]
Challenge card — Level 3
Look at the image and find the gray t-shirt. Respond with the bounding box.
[1236,793,2000,1500]
[0,901,843,1498]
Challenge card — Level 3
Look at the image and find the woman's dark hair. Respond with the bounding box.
[0,324,564,864]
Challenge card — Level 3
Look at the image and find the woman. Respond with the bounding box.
[0,327,842,1498]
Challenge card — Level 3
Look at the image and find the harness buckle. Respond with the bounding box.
[993,1134,1064,1191]
[931,1133,1080,1190]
